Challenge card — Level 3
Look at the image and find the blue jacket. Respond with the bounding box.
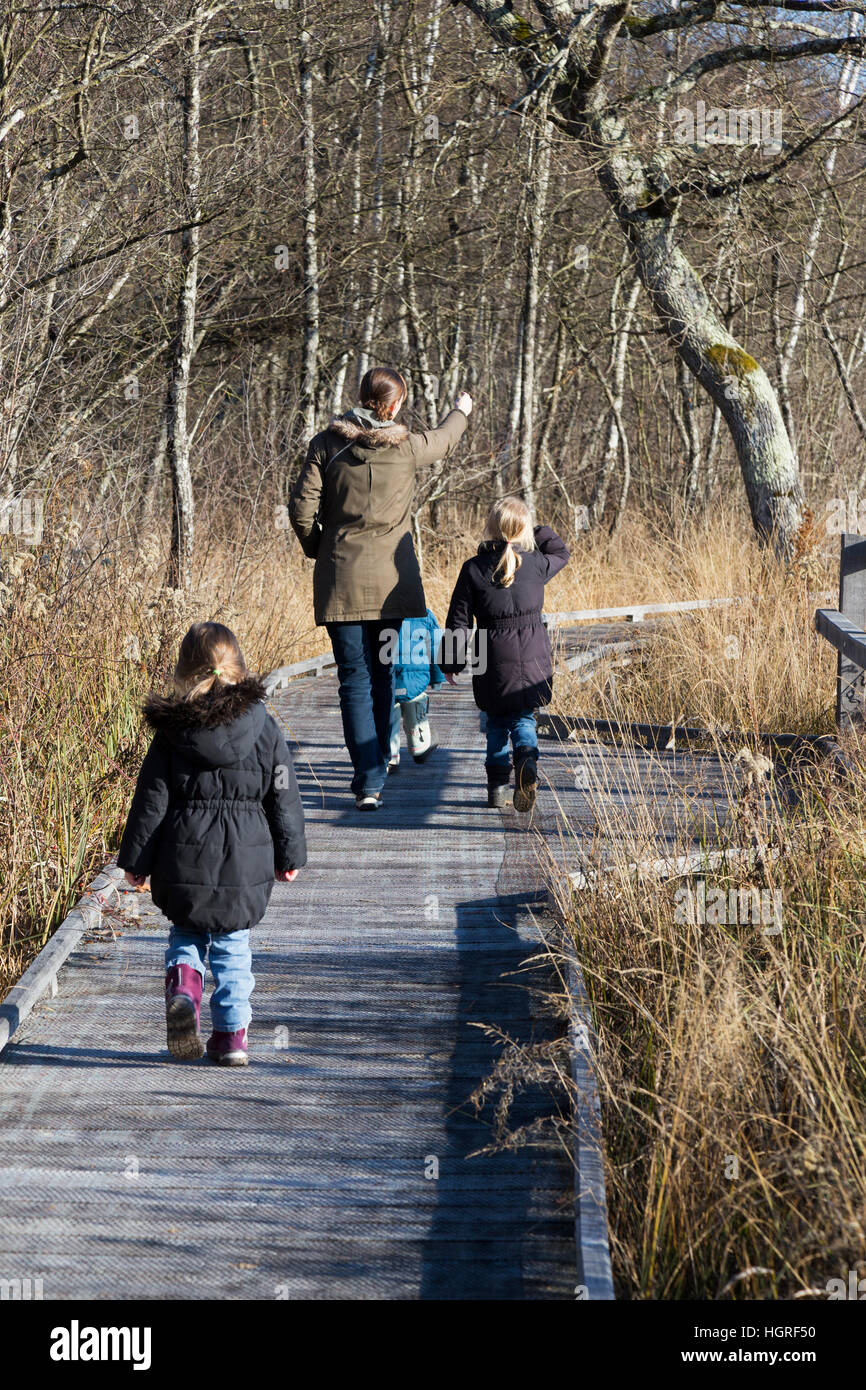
[393,610,445,704]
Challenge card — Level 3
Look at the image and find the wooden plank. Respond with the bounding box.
[0,864,126,1054]
[263,651,336,694]
[549,590,834,630]
[567,845,780,892]
[815,608,866,678]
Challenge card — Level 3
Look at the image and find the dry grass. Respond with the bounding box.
[548,506,836,735]
[547,745,866,1299]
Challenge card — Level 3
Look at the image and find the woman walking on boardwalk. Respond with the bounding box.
[289,367,472,810]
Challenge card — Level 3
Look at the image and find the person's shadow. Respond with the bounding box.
[419,890,572,1300]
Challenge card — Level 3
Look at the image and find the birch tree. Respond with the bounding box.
[165,6,205,590]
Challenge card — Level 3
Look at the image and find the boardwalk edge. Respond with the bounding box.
[0,862,126,1058]
[557,924,616,1301]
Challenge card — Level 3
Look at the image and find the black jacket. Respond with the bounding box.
[442,526,570,715]
[117,678,307,935]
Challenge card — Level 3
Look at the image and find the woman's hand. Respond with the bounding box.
[444,672,458,686]
[455,391,473,416]
[277,869,299,882]
[124,871,146,888]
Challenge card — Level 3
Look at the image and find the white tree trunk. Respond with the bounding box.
[298,16,319,442]
[165,6,203,590]
[517,113,551,513]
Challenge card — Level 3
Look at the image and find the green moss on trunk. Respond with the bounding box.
[707,344,759,378]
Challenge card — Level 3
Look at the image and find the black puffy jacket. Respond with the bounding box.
[117,678,306,934]
[442,526,570,715]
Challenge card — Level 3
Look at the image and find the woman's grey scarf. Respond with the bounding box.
[345,406,400,432]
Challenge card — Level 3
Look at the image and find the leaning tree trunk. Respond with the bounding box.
[165,4,203,591]
[582,100,804,553]
[456,0,805,556]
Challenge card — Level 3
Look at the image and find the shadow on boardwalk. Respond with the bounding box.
[420,890,571,1299]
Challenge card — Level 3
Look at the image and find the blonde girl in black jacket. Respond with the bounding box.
[442,497,569,811]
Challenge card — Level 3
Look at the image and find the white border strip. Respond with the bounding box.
[558,929,615,1300]
[0,864,126,1056]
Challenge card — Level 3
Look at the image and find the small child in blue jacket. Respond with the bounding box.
[389,609,445,769]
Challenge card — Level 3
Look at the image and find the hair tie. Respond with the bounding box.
[212,667,222,677]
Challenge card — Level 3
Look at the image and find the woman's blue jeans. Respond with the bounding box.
[326,621,396,796]
[485,709,538,770]
[166,927,254,1032]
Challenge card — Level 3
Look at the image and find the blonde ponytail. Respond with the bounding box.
[485,496,535,588]
[493,539,520,588]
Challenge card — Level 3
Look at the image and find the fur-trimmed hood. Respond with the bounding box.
[328,409,410,452]
[144,676,268,769]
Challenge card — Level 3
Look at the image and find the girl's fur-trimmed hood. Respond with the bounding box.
[144,676,267,732]
[328,412,410,451]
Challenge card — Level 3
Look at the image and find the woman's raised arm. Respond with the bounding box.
[409,393,472,468]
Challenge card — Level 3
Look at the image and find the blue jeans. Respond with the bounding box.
[326,620,396,796]
[166,927,254,1032]
[485,709,538,770]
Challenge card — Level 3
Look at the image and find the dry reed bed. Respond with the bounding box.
[546,688,866,1299]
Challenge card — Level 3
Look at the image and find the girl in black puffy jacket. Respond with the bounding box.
[117,622,306,1066]
[442,497,569,812]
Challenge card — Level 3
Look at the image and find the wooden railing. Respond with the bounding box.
[264,597,747,696]
[816,534,866,731]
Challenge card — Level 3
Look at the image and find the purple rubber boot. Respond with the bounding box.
[206,1027,249,1067]
[165,965,205,1060]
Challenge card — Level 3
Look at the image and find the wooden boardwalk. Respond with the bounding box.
[0,627,734,1299]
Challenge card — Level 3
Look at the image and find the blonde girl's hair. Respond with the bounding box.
[485,496,536,588]
[174,621,248,701]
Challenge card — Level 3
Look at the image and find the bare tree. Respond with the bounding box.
[449,0,866,553]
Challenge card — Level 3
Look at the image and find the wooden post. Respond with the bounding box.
[837,533,866,729]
